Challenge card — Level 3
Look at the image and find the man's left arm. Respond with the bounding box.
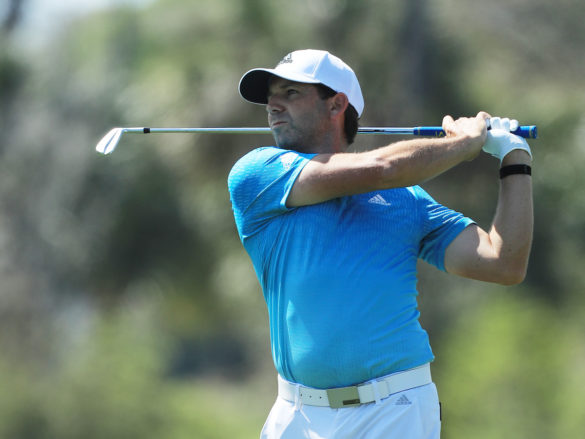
[444,146,533,285]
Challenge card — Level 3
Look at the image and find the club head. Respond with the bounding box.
[96,128,124,154]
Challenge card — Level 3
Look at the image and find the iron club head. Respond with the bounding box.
[96,128,124,155]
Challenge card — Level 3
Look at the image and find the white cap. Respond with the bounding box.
[239,49,364,117]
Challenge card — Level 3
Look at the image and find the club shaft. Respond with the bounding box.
[125,125,537,138]
[96,124,537,154]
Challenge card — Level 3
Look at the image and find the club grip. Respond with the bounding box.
[512,125,538,139]
[414,125,538,139]
[413,127,447,137]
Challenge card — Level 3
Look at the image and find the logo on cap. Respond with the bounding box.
[277,53,293,66]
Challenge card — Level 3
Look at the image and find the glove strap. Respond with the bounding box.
[499,164,532,179]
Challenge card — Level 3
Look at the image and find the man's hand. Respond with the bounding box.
[442,112,490,160]
[482,117,533,163]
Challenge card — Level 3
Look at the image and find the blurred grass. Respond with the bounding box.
[0,307,275,439]
[163,376,275,439]
[435,291,585,439]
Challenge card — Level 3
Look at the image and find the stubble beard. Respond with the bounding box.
[272,125,312,153]
[272,120,330,154]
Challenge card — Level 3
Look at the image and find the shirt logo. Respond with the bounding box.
[368,194,392,206]
[280,152,296,170]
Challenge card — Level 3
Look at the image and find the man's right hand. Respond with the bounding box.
[441,112,490,161]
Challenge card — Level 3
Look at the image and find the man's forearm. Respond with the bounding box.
[374,113,488,188]
[488,150,534,283]
[287,113,487,207]
[373,134,483,188]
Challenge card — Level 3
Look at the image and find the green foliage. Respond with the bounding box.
[435,292,585,438]
[0,311,162,438]
[0,307,270,438]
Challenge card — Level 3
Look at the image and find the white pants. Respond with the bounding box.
[260,383,441,439]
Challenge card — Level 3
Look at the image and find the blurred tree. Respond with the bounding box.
[1,0,26,34]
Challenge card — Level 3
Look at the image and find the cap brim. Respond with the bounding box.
[238,68,321,105]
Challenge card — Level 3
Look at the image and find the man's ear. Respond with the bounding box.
[330,93,349,116]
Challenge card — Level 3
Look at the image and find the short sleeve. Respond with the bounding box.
[413,186,475,271]
[228,147,316,240]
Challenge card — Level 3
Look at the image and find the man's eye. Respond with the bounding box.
[287,89,298,96]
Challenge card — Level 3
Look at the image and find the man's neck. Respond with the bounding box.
[310,130,348,154]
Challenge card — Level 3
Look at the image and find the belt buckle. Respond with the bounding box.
[326,385,361,408]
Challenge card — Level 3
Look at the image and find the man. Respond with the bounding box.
[228,49,533,438]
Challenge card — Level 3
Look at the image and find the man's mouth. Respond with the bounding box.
[270,121,287,129]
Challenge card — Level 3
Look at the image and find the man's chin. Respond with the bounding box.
[273,134,311,153]
[274,136,296,151]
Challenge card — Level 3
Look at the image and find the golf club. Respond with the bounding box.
[96,124,537,155]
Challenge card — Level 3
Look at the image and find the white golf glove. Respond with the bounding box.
[482,117,532,162]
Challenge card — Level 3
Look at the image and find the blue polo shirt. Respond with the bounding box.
[228,146,474,389]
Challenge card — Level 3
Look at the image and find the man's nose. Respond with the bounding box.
[266,95,284,114]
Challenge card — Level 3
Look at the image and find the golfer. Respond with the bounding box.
[228,49,533,438]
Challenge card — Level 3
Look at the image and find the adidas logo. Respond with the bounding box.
[280,152,296,170]
[395,395,412,405]
[277,53,293,66]
[368,194,391,206]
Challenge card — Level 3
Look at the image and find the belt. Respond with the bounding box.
[278,363,432,409]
